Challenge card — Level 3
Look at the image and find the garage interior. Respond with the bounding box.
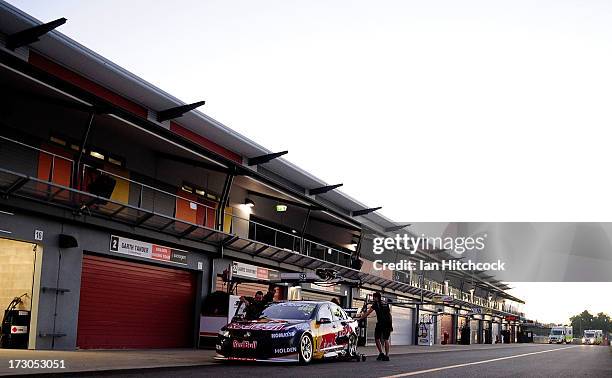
[0,237,40,349]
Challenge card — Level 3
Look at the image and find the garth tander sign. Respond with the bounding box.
[109,235,188,265]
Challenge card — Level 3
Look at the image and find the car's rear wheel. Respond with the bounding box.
[346,334,357,357]
[298,333,313,365]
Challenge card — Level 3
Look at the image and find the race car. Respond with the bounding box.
[216,300,359,364]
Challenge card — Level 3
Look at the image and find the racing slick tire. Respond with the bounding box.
[346,334,357,359]
[298,333,314,365]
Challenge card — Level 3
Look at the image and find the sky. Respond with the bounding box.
[509,282,612,324]
[6,0,612,324]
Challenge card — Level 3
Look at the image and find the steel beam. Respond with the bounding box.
[6,18,67,50]
[216,171,234,230]
[179,225,198,237]
[3,177,28,195]
[308,183,343,196]
[247,151,288,166]
[352,207,382,217]
[157,101,205,122]
[384,224,411,232]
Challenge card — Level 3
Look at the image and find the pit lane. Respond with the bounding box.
[46,344,611,378]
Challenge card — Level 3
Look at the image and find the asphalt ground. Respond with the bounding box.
[28,343,610,378]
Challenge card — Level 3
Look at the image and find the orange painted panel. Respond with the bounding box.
[175,191,198,224]
[36,144,73,187]
[175,190,217,228]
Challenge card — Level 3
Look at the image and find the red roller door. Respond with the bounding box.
[77,254,196,349]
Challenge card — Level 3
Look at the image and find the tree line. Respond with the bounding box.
[569,310,611,336]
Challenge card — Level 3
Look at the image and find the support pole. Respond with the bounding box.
[299,208,311,253]
[73,112,95,187]
[216,171,235,231]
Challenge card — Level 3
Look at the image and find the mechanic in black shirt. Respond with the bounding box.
[239,285,275,320]
[356,292,393,361]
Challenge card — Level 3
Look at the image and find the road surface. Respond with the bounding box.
[62,344,611,377]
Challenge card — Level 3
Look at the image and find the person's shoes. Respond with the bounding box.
[382,355,390,361]
[377,353,385,360]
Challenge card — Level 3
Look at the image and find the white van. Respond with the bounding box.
[549,326,573,344]
[582,330,603,345]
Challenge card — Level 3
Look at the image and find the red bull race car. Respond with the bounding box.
[216,300,362,364]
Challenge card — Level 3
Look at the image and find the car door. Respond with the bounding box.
[315,303,338,353]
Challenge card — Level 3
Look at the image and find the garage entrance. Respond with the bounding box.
[77,254,196,349]
[391,305,414,345]
[0,238,38,349]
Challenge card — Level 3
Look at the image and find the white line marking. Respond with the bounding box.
[382,346,578,377]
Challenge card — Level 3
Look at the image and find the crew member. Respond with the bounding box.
[239,285,275,320]
[356,292,393,361]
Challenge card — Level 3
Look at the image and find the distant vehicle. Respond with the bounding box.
[549,326,573,344]
[582,330,603,345]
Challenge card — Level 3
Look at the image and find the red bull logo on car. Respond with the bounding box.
[233,340,257,349]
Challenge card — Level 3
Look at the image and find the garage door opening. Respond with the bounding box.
[77,254,196,349]
[0,238,38,349]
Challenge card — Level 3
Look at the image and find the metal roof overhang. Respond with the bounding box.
[0,2,374,228]
[0,48,362,231]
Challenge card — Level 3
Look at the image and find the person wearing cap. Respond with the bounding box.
[356,292,393,361]
[239,285,275,320]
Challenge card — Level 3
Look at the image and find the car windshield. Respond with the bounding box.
[259,302,316,320]
[585,332,594,337]
[551,330,563,335]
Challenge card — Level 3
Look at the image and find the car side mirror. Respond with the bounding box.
[318,317,332,324]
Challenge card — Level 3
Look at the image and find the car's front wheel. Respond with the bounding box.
[298,333,313,365]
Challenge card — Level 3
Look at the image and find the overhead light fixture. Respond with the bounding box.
[245,198,255,208]
[275,204,287,212]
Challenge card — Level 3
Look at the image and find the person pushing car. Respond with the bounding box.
[239,284,275,320]
[356,292,393,361]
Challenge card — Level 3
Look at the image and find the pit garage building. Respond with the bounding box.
[0,1,524,350]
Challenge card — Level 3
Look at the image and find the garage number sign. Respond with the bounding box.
[110,235,188,265]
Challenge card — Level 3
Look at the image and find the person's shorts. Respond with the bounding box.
[375,326,392,341]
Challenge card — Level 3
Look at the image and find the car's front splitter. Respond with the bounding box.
[214,354,299,363]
